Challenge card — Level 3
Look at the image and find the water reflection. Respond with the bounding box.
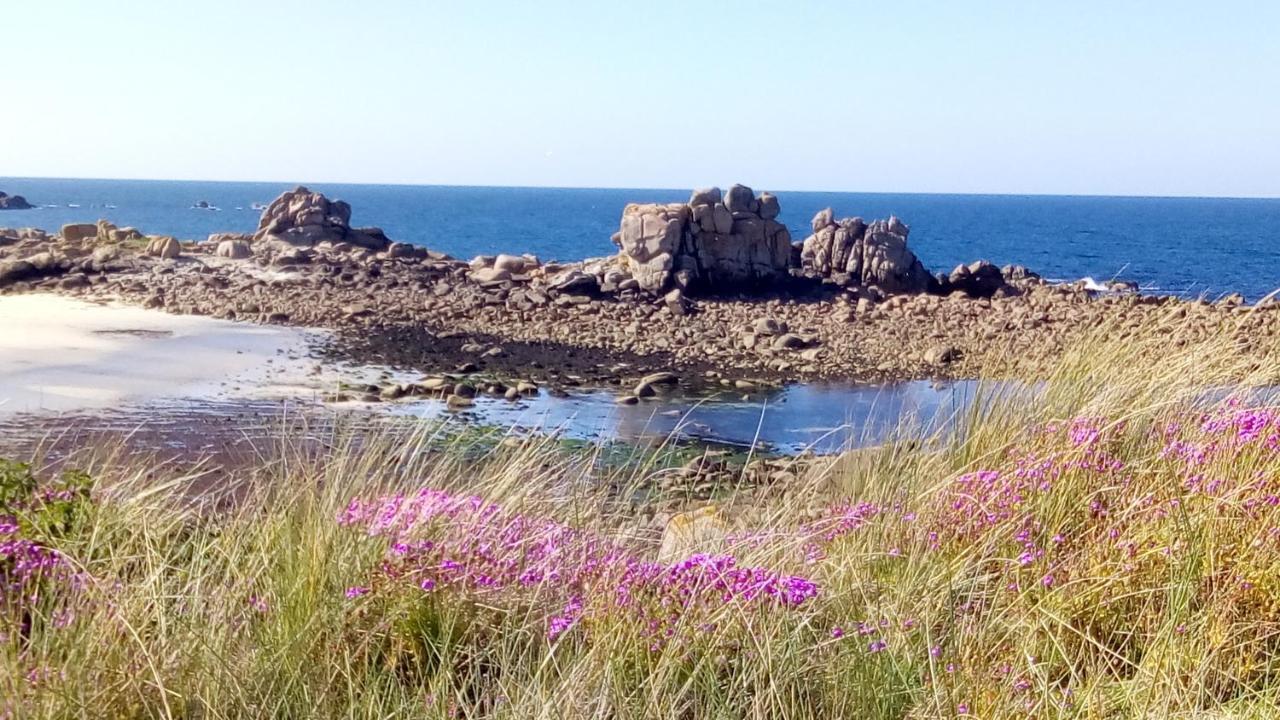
[384,380,991,454]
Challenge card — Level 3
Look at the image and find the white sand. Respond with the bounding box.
[0,295,328,416]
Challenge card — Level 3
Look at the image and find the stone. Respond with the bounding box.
[493,254,529,273]
[724,184,755,214]
[689,187,722,207]
[471,267,512,284]
[616,394,639,405]
[610,184,792,293]
[640,371,679,386]
[772,333,806,350]
[146,236,181,259]
[802,212,928,294]
[61,223,98,243]
[0,260,36,287]
[253,186,390,250]
[446,394,474,410]
[752,317,787,335]
[924,345,960,365]
[758,192,780,220]
[664,288,688,316]
[216,239,251,259]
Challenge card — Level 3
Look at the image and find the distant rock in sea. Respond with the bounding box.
[0,192,34,210]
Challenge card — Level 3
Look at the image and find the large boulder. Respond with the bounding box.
[94,220,143,244]
[0,192,34,210]
[253,186,390,251]
[215,239,252,259]
[611,184,792,293]
[145,236,181,259]
[801,211,929,294]
[61,223,98,243]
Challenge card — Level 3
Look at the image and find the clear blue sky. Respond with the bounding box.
[4,1,1278,196]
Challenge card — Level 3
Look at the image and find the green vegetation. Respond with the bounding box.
[6,327,1280,718]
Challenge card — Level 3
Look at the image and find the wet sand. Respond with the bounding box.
[0,294,327,416]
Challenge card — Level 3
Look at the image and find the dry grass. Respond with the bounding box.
[6,323,1280,718]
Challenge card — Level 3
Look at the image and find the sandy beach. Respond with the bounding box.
[0,294,324,415]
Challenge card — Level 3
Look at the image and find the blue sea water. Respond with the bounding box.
[3,177,1279,299]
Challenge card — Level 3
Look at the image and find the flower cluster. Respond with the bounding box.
[339,487,819,645]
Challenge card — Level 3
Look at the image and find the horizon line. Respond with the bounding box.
[3,174,1278,203]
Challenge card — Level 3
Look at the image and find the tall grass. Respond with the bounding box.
[7,321,1280,718]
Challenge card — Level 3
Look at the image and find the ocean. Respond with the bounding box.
[3,177,1279,299]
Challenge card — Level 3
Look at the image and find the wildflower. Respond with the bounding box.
[248,595,269,613]
[830,626,845,639]
[344,586,370,599]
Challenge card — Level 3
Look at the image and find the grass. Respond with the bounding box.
[7,318,1280,718]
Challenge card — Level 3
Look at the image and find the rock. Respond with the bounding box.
[634,382,656,398]
[453,383,477,398]
[493,254,529,273]
[640,371,679,386]
[658,506,729,562]
[664,288,688,316]
[446,394,474,410]
[61,223,98,243]
[253,186,390,250]
[216,239,252,259]
[944,260,1006,298]
[758,192,780,220]
[610,184,792,293]
[550,269,598,295]
[146,236,181,259]
[802,212,928,294]
[516,381,539,395]
[471,267,512,284]
[724,184,755,214]
[0,192,34,210]
[752,317,787,335]
[689,187,722,207]
[772,333,806,350]
[386,242,416,259]
[616,394,639,405]
[924,345,960,365]
[0,260,36,287]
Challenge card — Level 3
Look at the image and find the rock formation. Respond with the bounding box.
[800,211,931,294]
[0,192,34,210]
[253,186,390,251]
[611,184,793,293]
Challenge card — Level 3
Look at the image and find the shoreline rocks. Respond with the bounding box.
[4,185,1265,395]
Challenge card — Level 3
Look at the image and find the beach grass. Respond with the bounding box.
[6,326,1280,718]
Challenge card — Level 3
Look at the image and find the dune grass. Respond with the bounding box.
[7,318,1280,718]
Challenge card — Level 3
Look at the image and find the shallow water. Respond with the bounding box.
[0,379,986,460]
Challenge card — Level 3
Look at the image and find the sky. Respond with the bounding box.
[3,1,1278,197]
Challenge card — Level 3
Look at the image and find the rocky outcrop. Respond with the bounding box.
[611,184,793,293]
[253,186,390,251]
[0,192,34,210]
[801,211,930,294]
